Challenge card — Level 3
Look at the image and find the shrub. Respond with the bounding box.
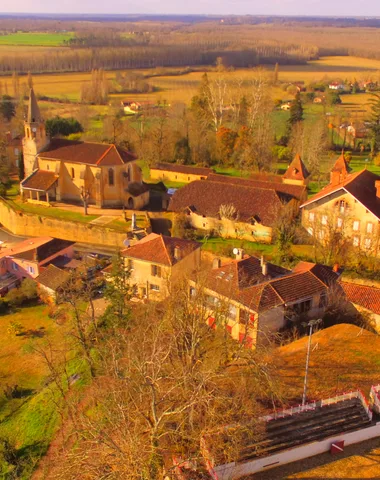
[7,321,24,336]
[5,279,37,307]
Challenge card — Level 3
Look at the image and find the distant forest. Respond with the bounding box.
[1,15,380,73]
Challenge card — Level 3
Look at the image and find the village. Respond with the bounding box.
[0,86,379,478]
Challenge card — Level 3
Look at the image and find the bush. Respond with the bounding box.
[6,279,37,307]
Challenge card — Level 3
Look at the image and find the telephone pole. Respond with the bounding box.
[302,318,322,406]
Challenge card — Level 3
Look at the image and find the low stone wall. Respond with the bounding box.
[0,198,129,248]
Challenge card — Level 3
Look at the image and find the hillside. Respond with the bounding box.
[272,324,380,405]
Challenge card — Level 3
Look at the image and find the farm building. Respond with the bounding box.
[150,162,214,183]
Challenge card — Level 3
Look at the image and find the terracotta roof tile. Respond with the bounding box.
[36,264,70,291]
[207,174,306,200]
[283,153,310,181]
[340,281,380,315]
[38,139,137,166]
[269,271,327,303]
[301,169,380,220]
[21,170,58,191]
[122,233,201,266]
[152,163,213,176]
[169,180,293,225]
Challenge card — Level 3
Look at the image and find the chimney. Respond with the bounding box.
[333,263,339,273]
[213,257,222,269]
[131,212,137,230]
[235,249,244,261]
[174,246,181,261]
[262,261,268,276]
[260,255,265,267]
[376,180,380,199]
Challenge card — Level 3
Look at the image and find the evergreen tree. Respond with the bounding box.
[369,93,380,156]
[18,152,24,181]
[287,92,303,130]
[273,62,279,84]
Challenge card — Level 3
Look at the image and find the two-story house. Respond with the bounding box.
[118,233,201,300]
[300,154,380,255]
[190,251,340,348]
[0,236,74,295]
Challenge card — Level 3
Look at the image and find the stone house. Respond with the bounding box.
[108,233,201,300]
[150,163,214,183]
[300,154,380,255]
[20,89,149,209]
[190,252,340,348]
[169,158,308,243]
[0,236,74,295]
[35,264,70,302]
[340,281,380,333]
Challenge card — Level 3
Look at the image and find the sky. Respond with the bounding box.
[1,0,380,17]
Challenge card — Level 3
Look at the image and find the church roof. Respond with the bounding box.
[283,153,310,181]
[21,170,58,191]
[27,88,42,124]
[38,139,137,166]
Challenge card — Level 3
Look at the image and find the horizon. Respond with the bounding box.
[1,1,380,18]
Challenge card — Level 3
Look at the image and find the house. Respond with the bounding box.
[111,233,201,300]
[35,264,70,302]
[0,236,74,295]
[280,103,291,111]
[121,100,142,114]
[347,122,368,140]
[329,82,345,90]
[340,281,380,333]
[169,160,308,243]
[20,89,149,209]
[300,154,380,255]
[313,96,324,104]
[150,163,214,183]
[190,251,340,348]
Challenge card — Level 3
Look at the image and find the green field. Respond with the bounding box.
[0,32,74,46]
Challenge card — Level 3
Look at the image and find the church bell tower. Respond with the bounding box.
[22,88,48,178]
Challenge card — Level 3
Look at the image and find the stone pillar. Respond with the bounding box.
[131,213,137,230]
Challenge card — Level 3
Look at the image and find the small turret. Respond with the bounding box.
[282,153,310,186]
[330,152,351,186]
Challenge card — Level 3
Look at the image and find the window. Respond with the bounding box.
[108,168,114,186]
[127,259,134,270]
[27,266,35,274]
[337,217,343,228]
[14,148,19,155]
[46,164,50,171]
[339,200,346,213]
[307,227,314,235]
[321,215,328,225]
[353,236,360,247]
[150,284,160,291]
[365,238,372,249]
[318,230,325,240]
[293,299,312,314]
[206,295,217,306]
[353,220,360,231]
[151,264,162,277]
[309,212,315,222]
[71,167,75,179]
[189,287,196,297]
[12,263,18,271]
[367,222,374,234]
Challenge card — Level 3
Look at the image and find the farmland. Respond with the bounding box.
[1,55,379,105]
[0,32,74,46]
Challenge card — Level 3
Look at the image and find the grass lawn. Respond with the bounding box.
[0,32,74,46]
[6,198,99,224]
[0,303,89,477]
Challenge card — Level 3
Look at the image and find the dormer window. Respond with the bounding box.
[71,167,75,179]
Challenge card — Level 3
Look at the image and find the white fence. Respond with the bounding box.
[211,423,380,480]
[370,384,380,414]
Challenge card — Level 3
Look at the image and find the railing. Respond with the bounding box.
[370,384,380,414]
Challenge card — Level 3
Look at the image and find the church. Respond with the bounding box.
[20,89,149,210]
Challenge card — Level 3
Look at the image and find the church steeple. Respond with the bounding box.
[22,88,48,178]
[27,88,42,124]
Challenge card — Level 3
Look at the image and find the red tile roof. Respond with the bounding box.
[21,170,58,191]
[36,264,70,291]
[283,153,310,181]
[332,153,351,174]
[340,281,380,315]
[169,179,294,225]
[301,169,380,220]
[38,139,137,166]
[207,174,306,201]
[151,162,213,176]
[122,233,201,266]
[1,237,73,263]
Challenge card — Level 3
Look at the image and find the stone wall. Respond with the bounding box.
[0,198,128,248]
